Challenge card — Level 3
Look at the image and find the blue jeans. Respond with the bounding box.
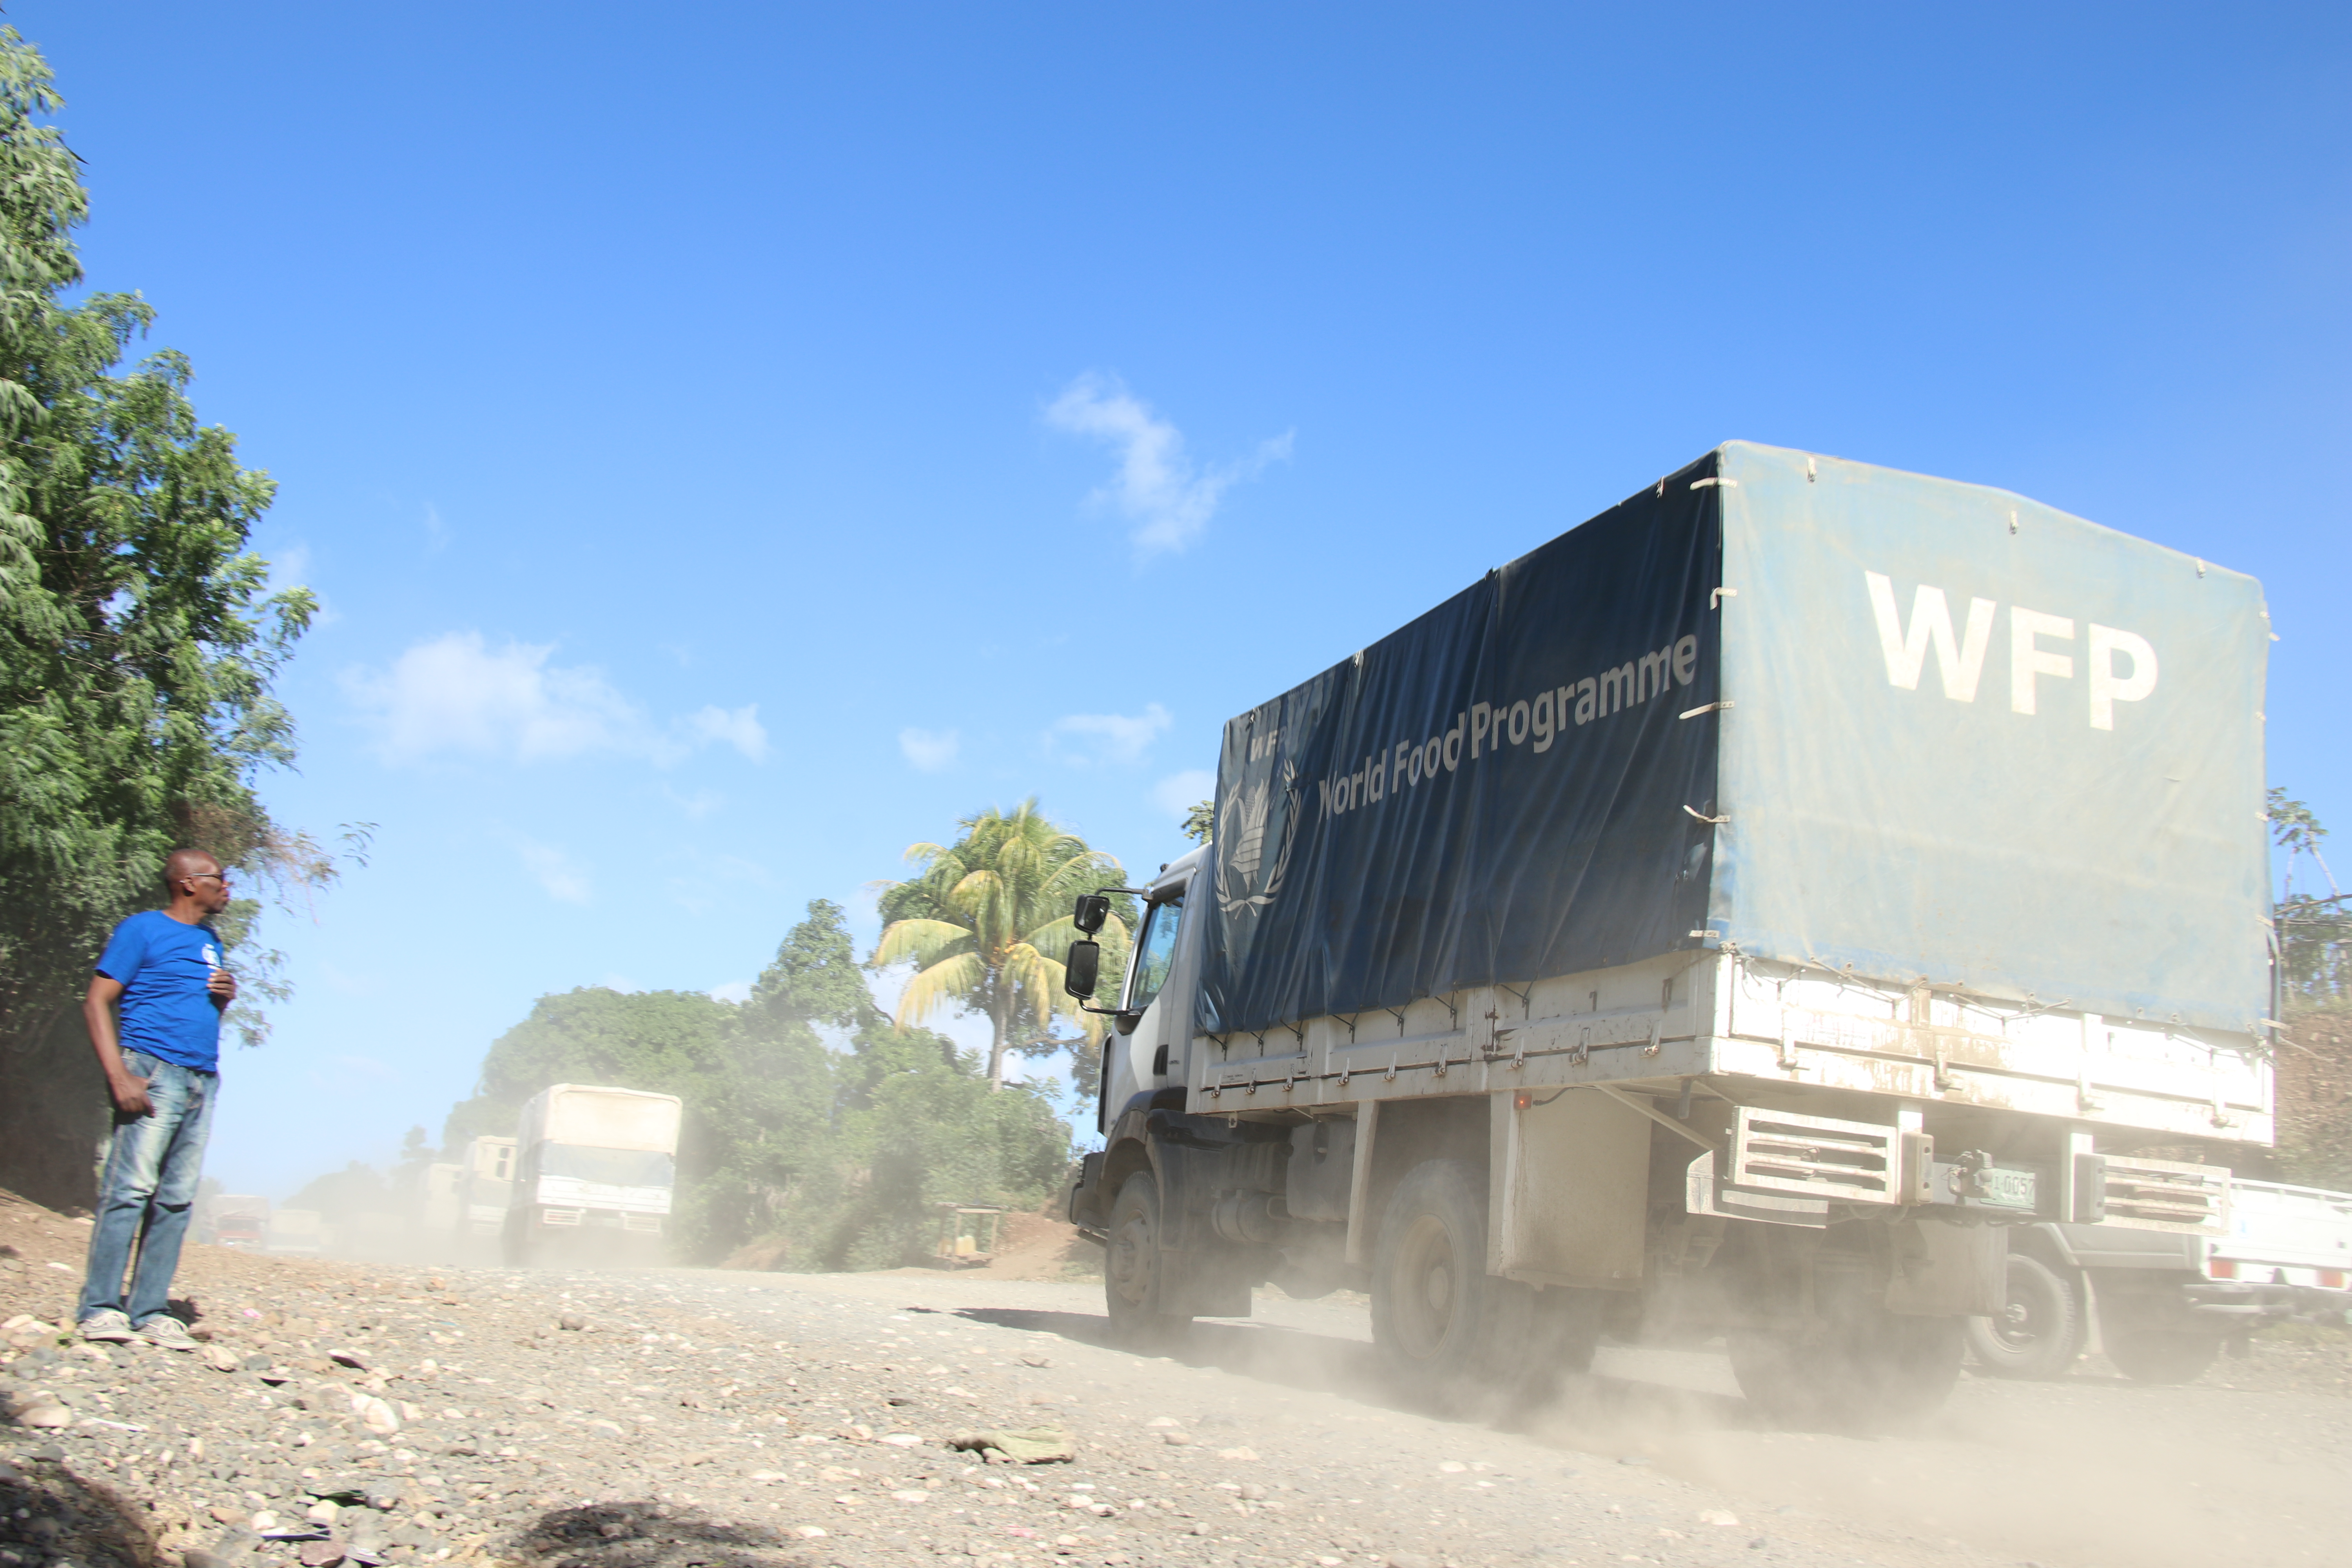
[78,1051,218,1327]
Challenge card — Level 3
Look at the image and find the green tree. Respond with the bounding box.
[403,897,1080,1273]
[872,800,1132,1091]
[2271,788,2351,1004]
[1181,799,1214,844]
[0,30,331,1207]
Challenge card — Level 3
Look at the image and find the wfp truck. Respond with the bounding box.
[1062,441,2276,1422]
[503,1084,682,1267]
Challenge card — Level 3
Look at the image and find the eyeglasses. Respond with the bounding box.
[184,873,229,885]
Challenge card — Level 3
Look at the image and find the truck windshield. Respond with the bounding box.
[539,1145,675,1187]
[1128,895,1184,1013]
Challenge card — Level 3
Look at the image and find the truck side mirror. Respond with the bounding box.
[1065,939,1102,998]
[1073,894,1109,935]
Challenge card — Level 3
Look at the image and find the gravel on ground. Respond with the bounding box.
[5,1187,2349,1568]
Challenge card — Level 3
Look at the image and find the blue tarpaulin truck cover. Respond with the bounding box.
[1198,441,2270,1038]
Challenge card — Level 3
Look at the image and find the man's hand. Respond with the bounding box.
[108,1073,153,1119]
[208,967,237,1009]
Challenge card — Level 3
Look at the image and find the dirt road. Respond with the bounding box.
[4,1197,2349,1568]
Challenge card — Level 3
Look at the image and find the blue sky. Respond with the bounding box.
[21,3,2348,1199]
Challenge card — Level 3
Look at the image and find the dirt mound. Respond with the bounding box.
[973,1206,1099,1281]
[1,1185,357,1321]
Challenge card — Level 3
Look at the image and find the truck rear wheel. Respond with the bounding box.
[1371,1160,1523,1409]
[2105,1329,2221,1384]
[1104,1173,1190,1347]
[1964,1253,2084,1379]
[1730,1312,1964,1426]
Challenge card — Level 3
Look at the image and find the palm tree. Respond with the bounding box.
[873,800,1131,1091]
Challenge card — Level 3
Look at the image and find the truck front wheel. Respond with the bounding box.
[1964,1253,2084,1379]
[1104,1173,1190,1347]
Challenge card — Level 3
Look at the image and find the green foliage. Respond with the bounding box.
[872,800,1134,1089]
[427,900,1075,1270]
[2270,788,2350,1004]
[1181,799,1213,844]
[0,28,332,1206]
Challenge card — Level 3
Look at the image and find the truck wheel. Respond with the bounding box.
[1103,1174,1189,1347]
[2105,1330,2221,1384]
[1731,1313,1964,1426]
[1964,1254,2083,1379]
[1371,1160,1517,1408]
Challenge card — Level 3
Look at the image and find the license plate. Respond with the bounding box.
[1979,1166,2038,1210]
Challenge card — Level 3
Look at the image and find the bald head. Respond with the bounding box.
[162,848,223,897]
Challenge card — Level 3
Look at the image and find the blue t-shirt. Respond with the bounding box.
[95,911,227,1072]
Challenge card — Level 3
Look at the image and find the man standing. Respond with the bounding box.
[75,848,239,1349]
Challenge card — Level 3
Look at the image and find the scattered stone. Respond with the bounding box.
[350,1395,399,1436]
[12,1399,70,1428]
[1162,1431,1193,1446]
[1618,1454,1651,1466]
[946,1426,1077,1464]
[328,1350,368,1370]
[1700,1510,1740,1527]
[557,1314,586,1332]
[1436,1461,1467,1474]
[1217,1446,1259,1462]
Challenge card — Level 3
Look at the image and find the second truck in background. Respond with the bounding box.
[503,1083,682,1267]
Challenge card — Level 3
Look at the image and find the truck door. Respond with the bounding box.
[1113,881,1191,1105]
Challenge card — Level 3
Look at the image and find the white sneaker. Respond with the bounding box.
[78,1308,136,1344]
[137,1315,199,1352]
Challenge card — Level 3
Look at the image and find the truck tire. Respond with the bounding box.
[1964,1253,2084,1379]
[2105,1329,2221,1385]
[1371,1160,1521,1410]
[1730,1313,1964,1427]
[1103,1173,1190,1348]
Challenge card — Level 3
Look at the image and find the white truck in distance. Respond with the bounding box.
[1061,443,2277,1423]
[265,1208,325,1258]
[1969,1177,2352,1382]
[505,1084,682,1267]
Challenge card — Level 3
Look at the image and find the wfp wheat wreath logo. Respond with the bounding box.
[1217,761,1300,915]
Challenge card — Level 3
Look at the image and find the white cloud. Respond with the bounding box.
[708,980,753,1005]
[1152,768,1217,820]
[685,703,770,761]
[517,838,592,905]
[1044,373,1292,556]
[1050,702,1172,766]
[269,543,313,590]
[423,503,448,554]
[899,726,960,772]
[663,785,724,819]
[345,632,766,768]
